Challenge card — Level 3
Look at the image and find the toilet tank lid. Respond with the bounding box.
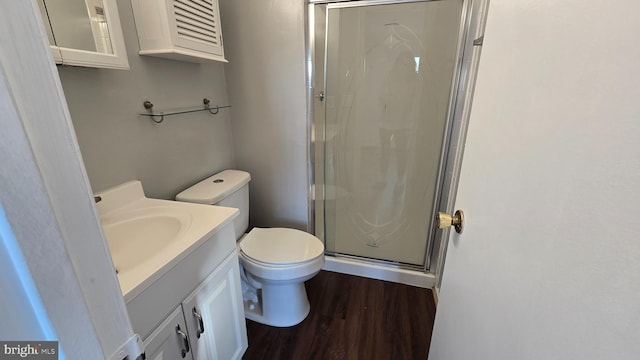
[175,170,251,204]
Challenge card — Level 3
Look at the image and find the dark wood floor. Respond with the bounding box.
[242,271,436,360]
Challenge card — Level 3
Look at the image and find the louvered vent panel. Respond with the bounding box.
[173,0,218,46]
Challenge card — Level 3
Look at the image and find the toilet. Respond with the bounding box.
[175,170,325,327]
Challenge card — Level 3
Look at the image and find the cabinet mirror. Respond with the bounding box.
[37,0,129,69]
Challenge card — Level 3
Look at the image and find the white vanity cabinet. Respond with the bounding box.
[141,253,247,360]
[125,221,247,360]
[36,0,129,69]
[182,253,247,360]
[130,0,227,63]
[144,253,247,360]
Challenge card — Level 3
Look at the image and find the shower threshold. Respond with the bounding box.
[322,253,435,288]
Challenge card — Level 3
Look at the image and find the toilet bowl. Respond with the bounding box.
[238,227,324,326]
[176,170,325,327]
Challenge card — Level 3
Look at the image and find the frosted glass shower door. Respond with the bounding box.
[323,1,463,265]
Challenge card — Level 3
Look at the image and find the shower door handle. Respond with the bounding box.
[436,210,464,234]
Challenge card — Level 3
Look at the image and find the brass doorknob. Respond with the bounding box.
[436,210,464,234]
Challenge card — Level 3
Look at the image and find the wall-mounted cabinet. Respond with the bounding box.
[130,0,227,63]
[37,0,129,69]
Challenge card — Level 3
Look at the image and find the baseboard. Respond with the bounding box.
[322,256,435,288]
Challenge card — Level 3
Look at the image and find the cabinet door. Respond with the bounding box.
[143,307,194,360]
[182,253,248,360]
[167,0,225,57]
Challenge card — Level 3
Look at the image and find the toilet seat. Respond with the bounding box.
[239,254,322,268]
[239,250,325,282]
[239,227,324,265]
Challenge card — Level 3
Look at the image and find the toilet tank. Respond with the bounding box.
[175,170,251,240]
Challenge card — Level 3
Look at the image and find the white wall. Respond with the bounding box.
[57,0,235,199]
[60,0,309,225]
[219,0,309,230]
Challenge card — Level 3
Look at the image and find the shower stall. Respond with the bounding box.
[309,0,486,284]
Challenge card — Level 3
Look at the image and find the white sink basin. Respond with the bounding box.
[102,207,192,273]
[95,181,238,301]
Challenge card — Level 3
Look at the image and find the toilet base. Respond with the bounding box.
[243,281,310,327]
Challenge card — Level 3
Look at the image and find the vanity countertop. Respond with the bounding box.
[95,181,238,302]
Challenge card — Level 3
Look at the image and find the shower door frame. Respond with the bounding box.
[306,0,489,276]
